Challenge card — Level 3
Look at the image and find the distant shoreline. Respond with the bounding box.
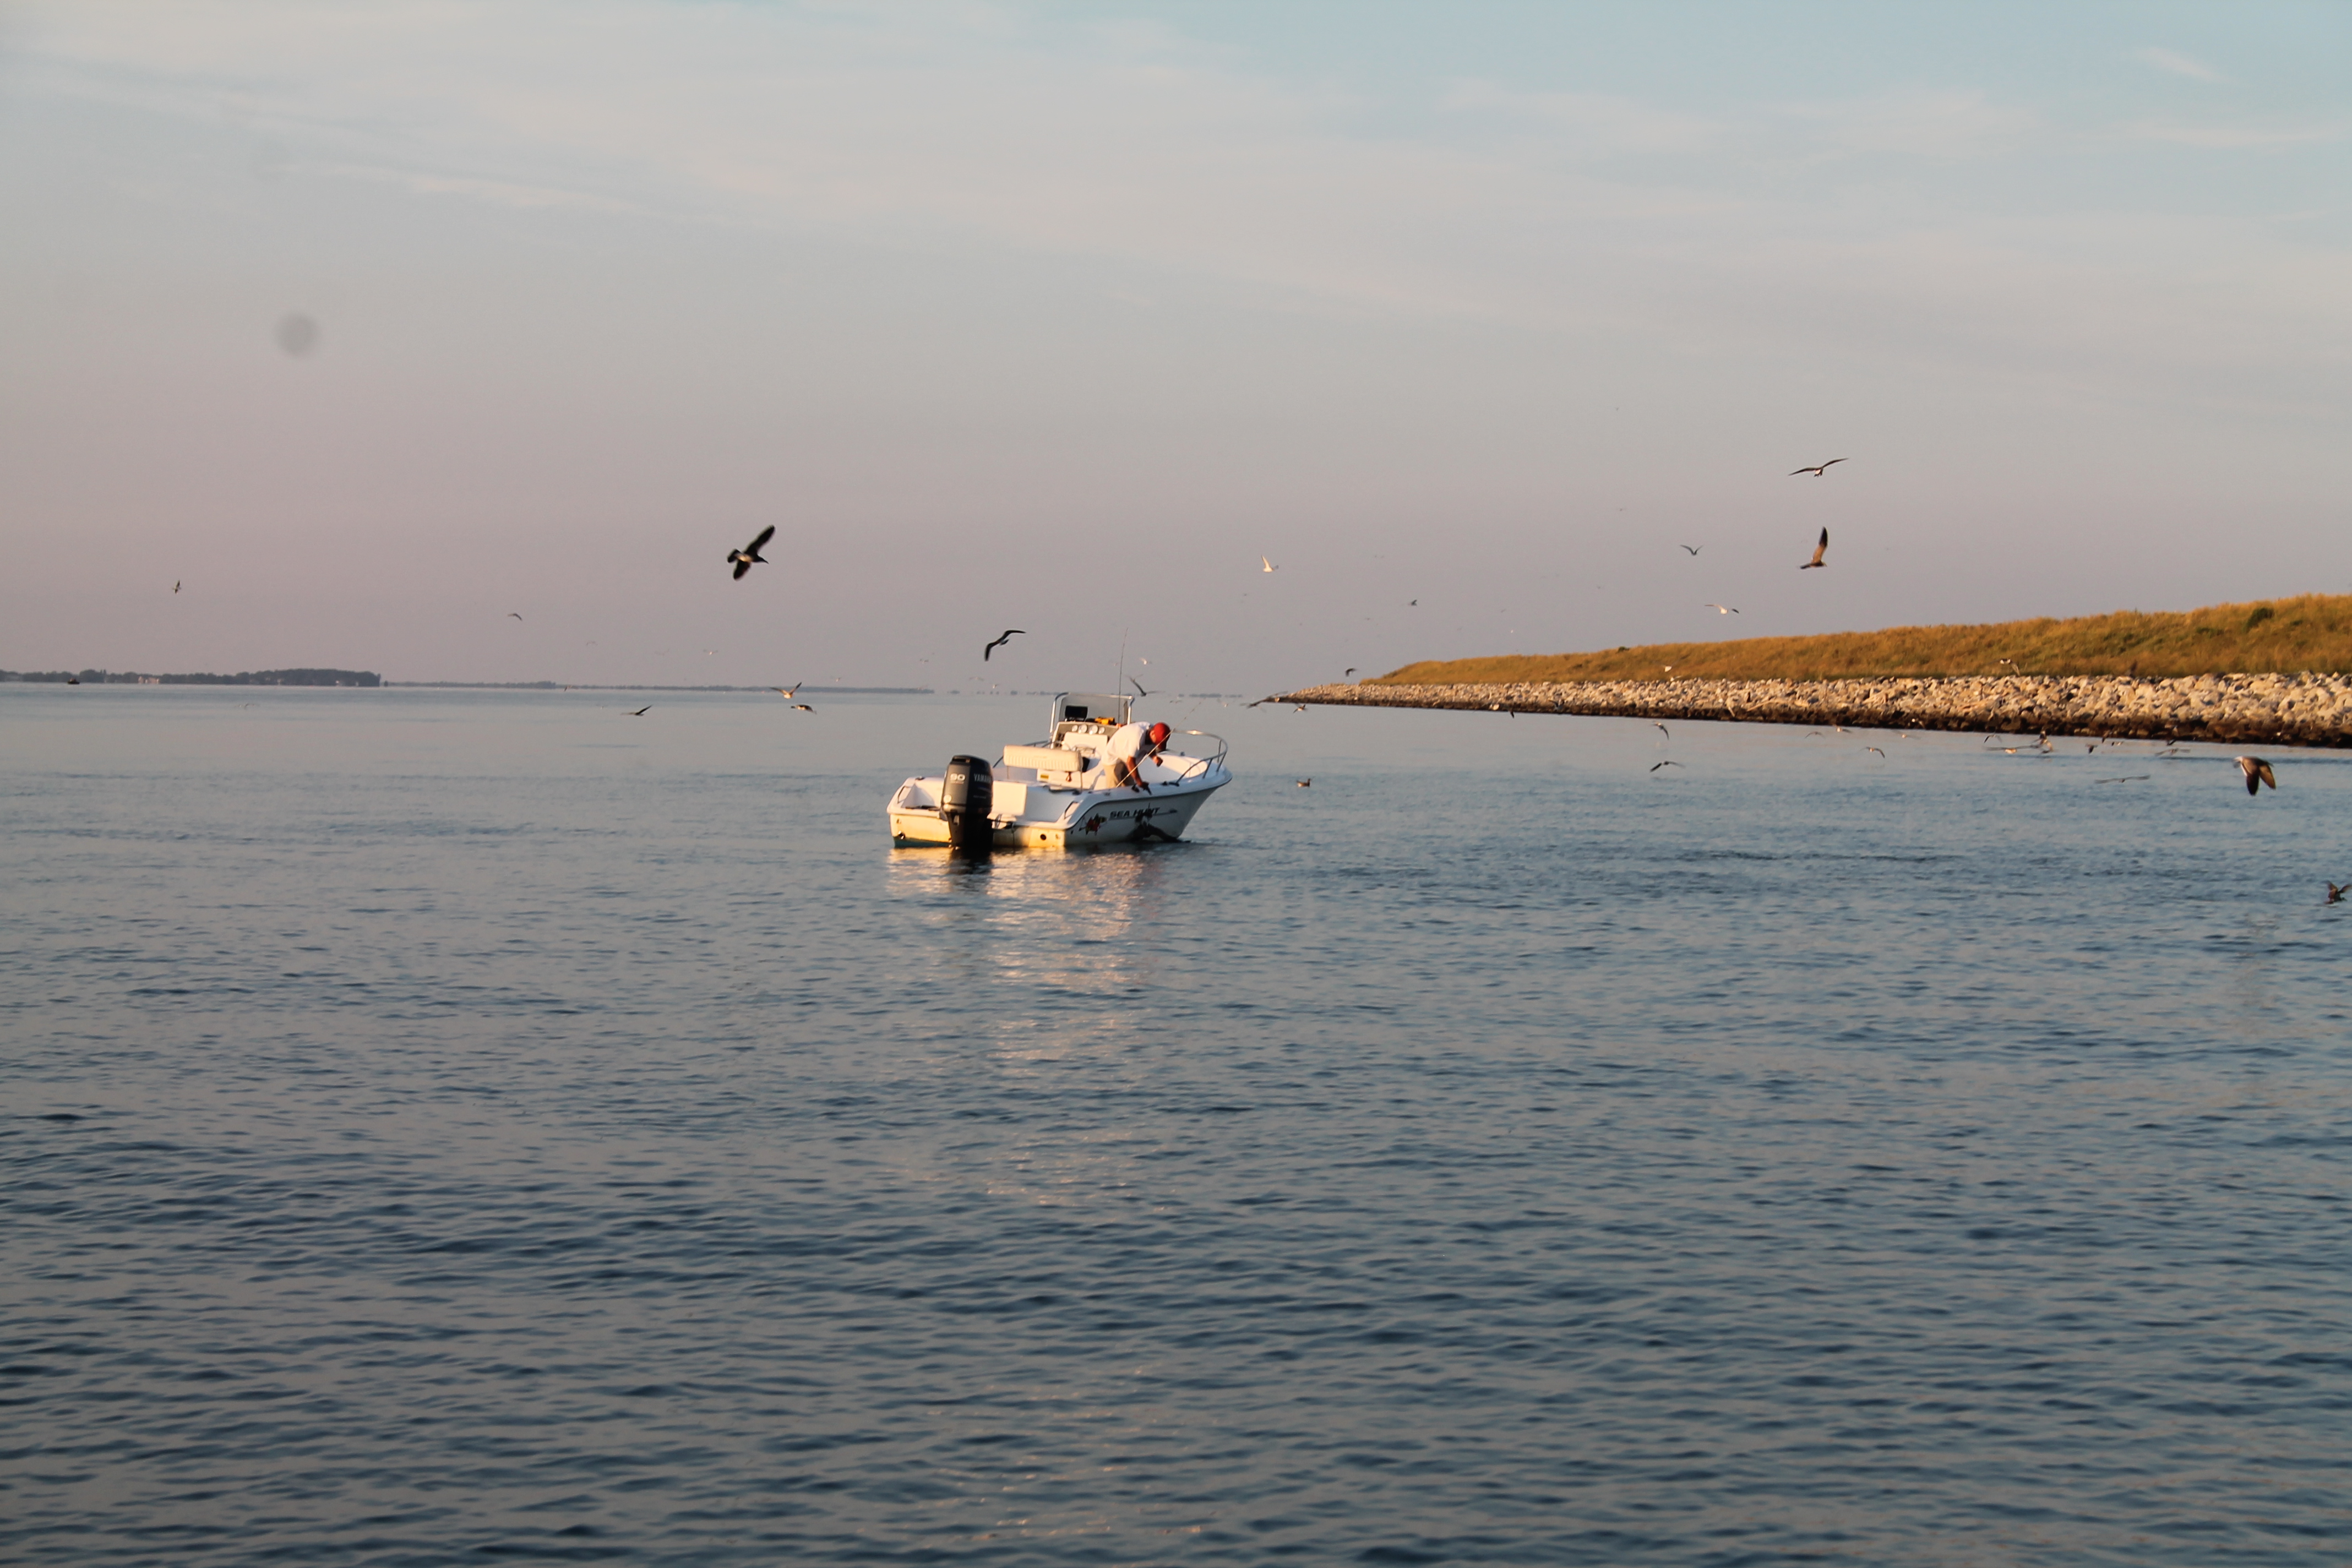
[1274,673,2352,748]
[1,667,380,687]
[384,682,935,694]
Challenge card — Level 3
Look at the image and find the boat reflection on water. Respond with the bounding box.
[890,834,1179,997]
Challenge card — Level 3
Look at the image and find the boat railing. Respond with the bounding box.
[1163,730,1229,783]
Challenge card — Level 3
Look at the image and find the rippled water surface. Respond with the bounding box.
[5,685,2349,1565]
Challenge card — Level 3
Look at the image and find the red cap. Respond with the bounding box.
[1147,721,1170,743]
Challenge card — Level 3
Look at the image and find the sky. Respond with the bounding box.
[3,0,2348,692]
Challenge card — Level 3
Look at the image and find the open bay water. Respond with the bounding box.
[3,684,2348,1566]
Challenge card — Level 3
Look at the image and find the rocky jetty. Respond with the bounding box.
[1272,672,2352,748]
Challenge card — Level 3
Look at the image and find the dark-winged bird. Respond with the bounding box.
[982,629,1025,661]
[1799,527,1828,569]
[626,706,651,716]
[1129,677,1148,698]
[2237,755,2278,795]
[2327,882,2347,905]
[727,525,775,580]
[1790,459,1846,476]
[1679,545,1701,556]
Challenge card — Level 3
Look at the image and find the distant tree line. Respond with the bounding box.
[0,668,383,686]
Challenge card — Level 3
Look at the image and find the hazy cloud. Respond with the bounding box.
[2126,119,2349,150]
[2135,46,2225,83]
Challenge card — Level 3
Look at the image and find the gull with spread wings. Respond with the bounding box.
[727,525,775,580]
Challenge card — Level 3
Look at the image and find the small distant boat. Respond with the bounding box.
[888,691,1232,848]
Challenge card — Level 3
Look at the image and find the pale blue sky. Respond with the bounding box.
[3,2,2346,689]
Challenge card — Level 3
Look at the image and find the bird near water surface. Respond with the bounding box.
[726,526,775,580]
[625,706,651,717]
[982,629,1025,661]
[2237,756,2278,795]
[1706,603,1739,614]
[790,704,814,712]
[1650,760,1679,772]
[2327,881,2348,905]
[1790,459,1847,477]
[1799,528,1829,569]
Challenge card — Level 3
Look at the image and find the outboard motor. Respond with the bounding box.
[940,754,995,852]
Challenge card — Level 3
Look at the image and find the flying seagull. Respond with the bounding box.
[2236,755,2278,795]
[1705,603,1739,614]
[1654,722,1669,738]
[790,703,814,712]
[1679,545,1702,556]
[1129,677,1149,698]
[173,581,181,594]
[1296,778,1312,787]
[1790,459,1847,477]
[1649,760,1680,772]
[2328,882,2348,905]
[1799,527,1829,569]
[982,629,1025,661]
[774,682,802,697]
[626,706,651,716]
[1344,668,1357,679]
[1865,746,1886,758]
[1262,555,1278,573]
[727,525,775,580]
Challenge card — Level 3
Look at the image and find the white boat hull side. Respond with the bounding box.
[890,777,1226,848]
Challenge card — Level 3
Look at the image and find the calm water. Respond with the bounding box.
[4,685,2348,1566]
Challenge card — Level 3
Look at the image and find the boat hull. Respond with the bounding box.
[890,777,1226,848]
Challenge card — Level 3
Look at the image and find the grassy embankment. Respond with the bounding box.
[1375,595,2352,686]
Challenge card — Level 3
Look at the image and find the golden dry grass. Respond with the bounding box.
[1375,595,2352,685]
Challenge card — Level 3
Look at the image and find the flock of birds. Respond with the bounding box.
[735,493,2312,864]
[171,485,2303,897]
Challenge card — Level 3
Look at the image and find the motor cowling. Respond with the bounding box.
[941,754,995,851]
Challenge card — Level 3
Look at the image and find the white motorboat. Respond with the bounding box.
[888,692,1232,848]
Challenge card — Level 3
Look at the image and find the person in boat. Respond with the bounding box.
[1104,720,1170,790]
